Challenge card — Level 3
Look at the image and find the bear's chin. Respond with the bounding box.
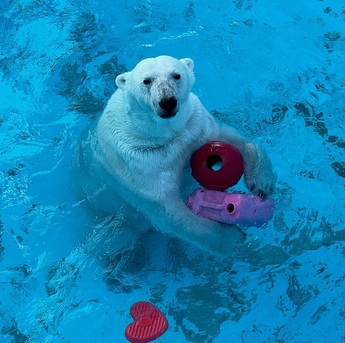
[159,111,177,119]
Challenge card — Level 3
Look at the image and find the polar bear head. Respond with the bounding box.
[115,55,195,119]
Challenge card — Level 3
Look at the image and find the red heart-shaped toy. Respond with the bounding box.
[125,302,168,343]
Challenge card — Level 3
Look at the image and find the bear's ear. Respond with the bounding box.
[180,58,194,72]
[115,72,130,89]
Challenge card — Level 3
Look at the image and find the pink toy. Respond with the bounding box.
[191,141,244,191]
[125,302,168,343]
[187,189,274,227]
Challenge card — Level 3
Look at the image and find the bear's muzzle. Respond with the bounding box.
[158,96,178,118]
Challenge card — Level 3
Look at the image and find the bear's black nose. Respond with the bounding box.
[159,97,177,112]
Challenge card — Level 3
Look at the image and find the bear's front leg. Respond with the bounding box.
[242,142,276,197]
[144,195,246,257]
[217,125,276,197]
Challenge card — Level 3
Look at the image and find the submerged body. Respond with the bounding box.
[74,55,276,256]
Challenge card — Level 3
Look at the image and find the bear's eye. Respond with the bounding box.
[143,78,152,85]
[173,73,181,80]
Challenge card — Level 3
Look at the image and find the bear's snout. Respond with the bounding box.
[158,96,178,118]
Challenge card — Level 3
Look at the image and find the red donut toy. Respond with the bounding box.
[191,141,244,191]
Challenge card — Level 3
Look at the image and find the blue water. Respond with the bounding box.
[1,0,344,342]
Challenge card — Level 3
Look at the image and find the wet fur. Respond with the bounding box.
[75,56,276,257]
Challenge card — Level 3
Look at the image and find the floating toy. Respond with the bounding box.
[187,189,274,227]
[125,301,168,343]
[191,141,244,191]
[189,141,274,227]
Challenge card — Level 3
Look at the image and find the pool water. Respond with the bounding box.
[1,0,344,342]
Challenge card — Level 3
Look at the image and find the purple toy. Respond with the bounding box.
[187,189,274,228]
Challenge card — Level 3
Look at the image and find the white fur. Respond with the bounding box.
[75,55,276,256]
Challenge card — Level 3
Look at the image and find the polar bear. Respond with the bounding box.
[75,55,276,257]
